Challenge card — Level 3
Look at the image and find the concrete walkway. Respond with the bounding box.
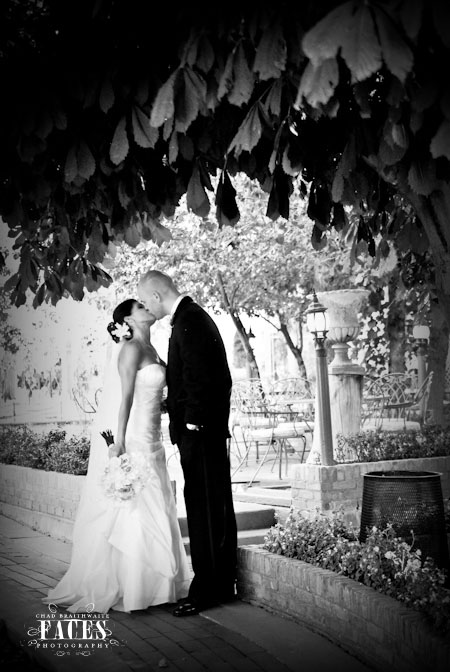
[0,514,374,672]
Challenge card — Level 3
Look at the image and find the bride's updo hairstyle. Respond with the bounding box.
[107,299,136,343]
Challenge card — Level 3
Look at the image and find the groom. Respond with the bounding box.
[138,270,237,616]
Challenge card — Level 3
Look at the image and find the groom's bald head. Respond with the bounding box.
[138,270,180,319]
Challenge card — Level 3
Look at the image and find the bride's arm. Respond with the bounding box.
[111,343,140,457]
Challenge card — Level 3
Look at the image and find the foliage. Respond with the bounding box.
[1,0,450,331]
[264,509,450,635]
[0,426,89,475]
[336,426,450,463]
[112,175,403,378]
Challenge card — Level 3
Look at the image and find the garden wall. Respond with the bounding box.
[292,456,450,526]
[0,464,84,540]
[237,546,450,672]
[0,464,178,541]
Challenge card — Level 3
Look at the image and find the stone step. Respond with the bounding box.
[232,485,292,508]
[177,502,276,537]
[182,528,270,555]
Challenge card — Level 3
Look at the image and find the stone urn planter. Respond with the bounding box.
[317,288,369,373]
[313,289,370,456]
[237,546,450,672]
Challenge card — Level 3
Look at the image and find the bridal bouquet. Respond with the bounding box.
[101,453,152,503]
[100,430,151,503]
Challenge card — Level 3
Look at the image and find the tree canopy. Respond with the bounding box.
[1,0,450,326]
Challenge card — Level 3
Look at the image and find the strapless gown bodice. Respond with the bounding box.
[126,363,166,448]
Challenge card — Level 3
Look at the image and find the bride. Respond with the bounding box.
[43,299,190,613]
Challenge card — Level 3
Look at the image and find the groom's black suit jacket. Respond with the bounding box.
[166,296,232,446]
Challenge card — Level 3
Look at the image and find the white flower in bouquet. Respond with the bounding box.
[101,453,151,504]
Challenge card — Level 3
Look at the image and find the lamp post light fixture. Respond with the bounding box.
[305,290,334,466]
[412,324,430,388]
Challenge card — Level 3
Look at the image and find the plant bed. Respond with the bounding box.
[336,426,450,464]
[237,508,450,672]
[237,546,450,672]
[0,426,89,474]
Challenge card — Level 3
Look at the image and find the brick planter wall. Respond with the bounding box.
[0,464,84,540]
[237,546,450,672]
[292,456,450,526]
[0,464,178,541]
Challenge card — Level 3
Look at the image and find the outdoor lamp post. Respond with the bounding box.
[412,324,430,388]
[305,291,334,466]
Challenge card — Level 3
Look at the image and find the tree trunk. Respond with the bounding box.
[427,301,449,425]
[216,272,261,379]
[278,319,308,380]
[405,189,450,331]
[386,285,406,372]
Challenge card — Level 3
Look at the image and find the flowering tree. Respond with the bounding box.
[111,177,350,380]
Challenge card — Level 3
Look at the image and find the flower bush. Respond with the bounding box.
[0,426,89,475]
[336,425,450,463]
[264,508,450,636]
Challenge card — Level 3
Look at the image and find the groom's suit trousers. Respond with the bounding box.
[177,426,237,605]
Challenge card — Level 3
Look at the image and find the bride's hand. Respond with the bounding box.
[109,442,125,458]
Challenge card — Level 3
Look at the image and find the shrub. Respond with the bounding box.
[0,426,89,475]
[264,508,450,636]
[336,425,450,463]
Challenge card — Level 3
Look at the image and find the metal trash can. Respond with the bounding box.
[360,470,450,574]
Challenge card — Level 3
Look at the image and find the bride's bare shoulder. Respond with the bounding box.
[118,340,142,368]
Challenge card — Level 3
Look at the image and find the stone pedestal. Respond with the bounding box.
[319,289,369,455]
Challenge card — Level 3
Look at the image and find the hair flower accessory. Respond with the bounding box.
[111,322,131,340]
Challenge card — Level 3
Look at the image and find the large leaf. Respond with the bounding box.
[302,1,353,66]
[341,4,382,83]
[146,217,172,245]
[379,138,406,165]
[131,106,159,148]
[441,92,450,120]
[253,22,287,80]
[433,0,450,48]
[229,104,263,155]
[228,43,254,107]
[110,116,129,165]
[77,141,96,180]
[408,160,438,196]
[332,135,356,202]
[215,172,240,227]
[398,0,423,41]
[118,181,132,209]
[197,35,215,73]
[217,51,234,100]
[168,131,179,163]
[175,68,205,133]
[99,79,115,113]
[64,146,78,183]
[264,80,282,117]
[186,163,210,217]
[430,120,450,160]
[375,9,413,82]
[295,58,338,108]
[124,223,141,247]
[267,170,290,220]
[410,81,438,115]
[150,70,178,128]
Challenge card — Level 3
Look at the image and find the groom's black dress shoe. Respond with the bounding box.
[173,601,200,617]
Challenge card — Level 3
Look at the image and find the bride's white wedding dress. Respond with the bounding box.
[44,352,190,613]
